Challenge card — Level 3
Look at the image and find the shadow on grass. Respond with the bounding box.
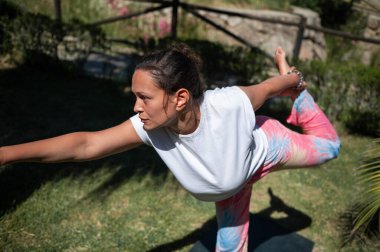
[0,63,168,216]
[149,188,313,252]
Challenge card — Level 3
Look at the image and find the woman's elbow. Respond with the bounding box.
[69,132,98,161]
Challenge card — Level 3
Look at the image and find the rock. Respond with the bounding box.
[200,5,326,61]
[358,14,380,67]
[367,15,380,30]
[227,17,242,27]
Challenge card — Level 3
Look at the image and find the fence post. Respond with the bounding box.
[54,0,62,22]
[171,0,179,40]
[293,15,306,60]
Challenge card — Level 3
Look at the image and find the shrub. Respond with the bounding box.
[290,0,358,29]
[338,138,380,249]
[301,60,380,136]
[183,39,269,86]
[132,37,269,88]
[0,1,107,67]
[0,1,22,55]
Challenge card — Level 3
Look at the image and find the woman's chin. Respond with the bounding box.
[143,123,156,131]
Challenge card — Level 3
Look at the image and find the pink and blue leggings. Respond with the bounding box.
[215,90,341,251]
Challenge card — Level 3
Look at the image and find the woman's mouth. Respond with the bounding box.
[140,118,148,123]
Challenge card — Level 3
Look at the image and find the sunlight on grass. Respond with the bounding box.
[1,1,377,250]
[0,167,214,251]
[0,130,373,251]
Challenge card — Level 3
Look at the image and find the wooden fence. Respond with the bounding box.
[53,0,380,59]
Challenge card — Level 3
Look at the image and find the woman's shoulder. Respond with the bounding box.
[202,85,256,129]
[204,86,248,107]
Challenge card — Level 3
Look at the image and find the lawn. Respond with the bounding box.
[0,62,375,251]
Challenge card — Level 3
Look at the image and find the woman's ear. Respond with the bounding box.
[175,88,190,111]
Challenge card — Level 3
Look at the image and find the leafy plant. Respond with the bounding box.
[131,37,269,88]
[300,60,380,136]
[339,138,380,249]
[0,0,22,55]
[0,1,107,67]
[290,0,358,29]
[353,138,380,233]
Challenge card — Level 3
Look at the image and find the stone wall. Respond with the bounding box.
[359,14,380,65]
[196,6,327,61]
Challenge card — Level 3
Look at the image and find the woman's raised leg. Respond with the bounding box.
[251,94,341,182]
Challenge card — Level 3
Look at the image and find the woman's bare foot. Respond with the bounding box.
[274,47,306,99]
[274,47,291,75]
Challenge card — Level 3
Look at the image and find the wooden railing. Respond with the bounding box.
[53,0,380,59]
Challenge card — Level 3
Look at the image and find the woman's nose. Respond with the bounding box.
[133,99,143,113]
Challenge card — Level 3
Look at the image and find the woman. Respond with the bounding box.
[0,43,340,251]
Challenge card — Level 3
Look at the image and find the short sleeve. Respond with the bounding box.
[129,114,152,146]
[234,87,256,128]
[206,86,256,130]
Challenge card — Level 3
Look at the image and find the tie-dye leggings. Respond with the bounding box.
[215,90,341,252]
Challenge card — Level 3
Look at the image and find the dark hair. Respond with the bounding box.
[135,43,204,99]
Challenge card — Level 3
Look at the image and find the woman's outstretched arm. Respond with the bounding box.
[0,119,143,165]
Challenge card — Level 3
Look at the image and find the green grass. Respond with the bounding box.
[1,1,377,250]
[0,61,376,251]
[250,131,374,251]
[1,170,213,251]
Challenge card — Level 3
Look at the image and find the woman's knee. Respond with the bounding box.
[314,138,341,163]
[326,138,341,160]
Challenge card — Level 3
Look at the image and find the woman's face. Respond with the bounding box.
[131,69,178,131]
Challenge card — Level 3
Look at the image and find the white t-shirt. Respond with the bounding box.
[130,86,268,202]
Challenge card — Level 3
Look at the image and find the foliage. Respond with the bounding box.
[290,0,358,29]
[0,0,107,67]
[354,139,380,233]
[341,10,367,36]
[4,0,292,45]
[0,0,21,18]
[0,0,22,55]
[341,66,380,135]
[338,138,380,250]
[300,59,380,136]
[187,0,291,10]
[183,39,270,86]
[131,37,269,88]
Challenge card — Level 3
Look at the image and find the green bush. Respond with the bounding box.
[0,1,22,55]
[338,138,380,249]
[290,0,358,29]
[183,39,269,86]
[0,1,107,67]
[132,37,269,88]
[301,60,380,136]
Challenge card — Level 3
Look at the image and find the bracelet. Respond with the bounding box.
[287,69,304,89]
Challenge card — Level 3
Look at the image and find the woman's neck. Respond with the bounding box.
[171,100,201,135]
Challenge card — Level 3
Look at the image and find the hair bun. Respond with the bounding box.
[136,42,204,99]
[169,42,203,69]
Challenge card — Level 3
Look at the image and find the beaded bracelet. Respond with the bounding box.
[287,69,304,89]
